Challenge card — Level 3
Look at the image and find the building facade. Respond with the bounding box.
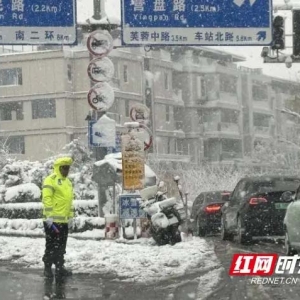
[0,42,299,166]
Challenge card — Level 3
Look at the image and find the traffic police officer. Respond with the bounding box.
[42,157,74,298]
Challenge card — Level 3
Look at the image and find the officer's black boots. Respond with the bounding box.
[60,266,72,277]
[55,263,72,277]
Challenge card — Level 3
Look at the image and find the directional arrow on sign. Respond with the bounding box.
[233,0,258,7]
[257,31,267,41]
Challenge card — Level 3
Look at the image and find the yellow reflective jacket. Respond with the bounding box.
[42,157,74,223]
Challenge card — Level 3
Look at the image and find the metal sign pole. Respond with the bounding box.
[113,182,116,214]
[133,219,137,240]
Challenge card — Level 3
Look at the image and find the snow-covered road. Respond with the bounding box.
[0,236,220,283]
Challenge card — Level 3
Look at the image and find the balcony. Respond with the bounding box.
[252,100,273,114]
[203,122,240,138]
[200,92,239,110]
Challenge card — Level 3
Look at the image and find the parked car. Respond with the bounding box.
[284,188,300,255]
[191,191,231,236]
[221,176,300,244]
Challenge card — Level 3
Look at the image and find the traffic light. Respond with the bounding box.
[293,10,300,56]
[271,16,285,50]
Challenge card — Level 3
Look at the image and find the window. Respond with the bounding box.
[253,113,269,127]
[125,100,130,117]
[0,68,22,86]
[252,83,268,101]
[196,76,207,98]
[67,64,72,82]
[0,102,23,121]
[32,99,56,119]
[167,137,171,154]
[221,109,238,123]
[220,74,237,94]
[166,105,170,122]
[222,139,241,153]
[0,136,25,154]
[123,65,128,83]
[164,72,169,90]
[176,139,184,154]
[246,179,300,194]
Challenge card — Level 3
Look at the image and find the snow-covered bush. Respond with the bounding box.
[0,139,97,203]
[0,203,42,219]
[4,183,41,203]
[0,200,99,219]
[0,217,105,233]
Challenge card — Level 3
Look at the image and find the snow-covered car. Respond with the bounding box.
[284,187,300,255]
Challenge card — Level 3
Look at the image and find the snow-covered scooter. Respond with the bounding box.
[139,184,185,246]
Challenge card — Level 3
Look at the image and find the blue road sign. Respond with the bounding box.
[88,119,116,148]
[0,0,76,45]
[121,0,272,46]
[119,194,147,219]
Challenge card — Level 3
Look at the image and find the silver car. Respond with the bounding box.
[284,188,300,255]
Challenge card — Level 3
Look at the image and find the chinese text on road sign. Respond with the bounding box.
[121,0,272,46]
[0,0,77,45]
[89,115,116,148]
[119,194,147,219]
[122,132,145,190]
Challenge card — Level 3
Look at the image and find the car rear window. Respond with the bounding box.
[249,179,300,194]
[221,192,231,201]
[205,192,228,203]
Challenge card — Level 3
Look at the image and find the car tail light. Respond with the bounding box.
[249,197,268,205]
[205,204,221,213]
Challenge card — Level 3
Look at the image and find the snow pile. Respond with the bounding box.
[0,236,220,283]
[0,218,43,232]
[0,217,105,234]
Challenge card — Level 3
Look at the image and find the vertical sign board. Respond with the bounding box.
[121,0,272,46]
[119,194,147,219]
[0,0,77,45]
[121,132,145,190]
[107,132,122,154]
[89,115,116,148]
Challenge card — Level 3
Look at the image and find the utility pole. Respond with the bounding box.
[89,0,108,162]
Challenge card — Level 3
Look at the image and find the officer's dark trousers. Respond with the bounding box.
[43,222,69,276]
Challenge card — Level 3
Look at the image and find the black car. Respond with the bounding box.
[191,191,231,237]
[221,176,300,244]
